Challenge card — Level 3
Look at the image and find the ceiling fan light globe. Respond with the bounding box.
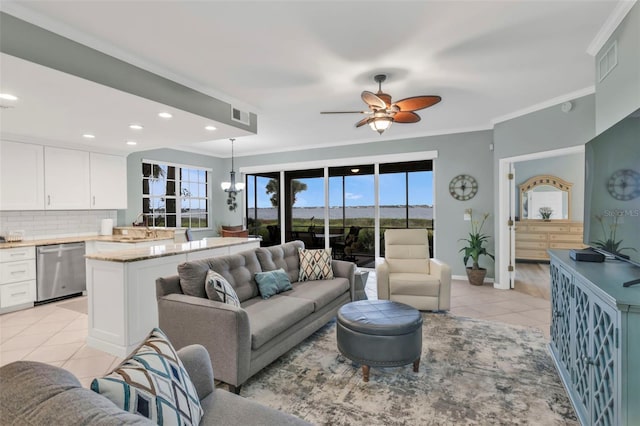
[369,117,392,134]
[221,182,232,191]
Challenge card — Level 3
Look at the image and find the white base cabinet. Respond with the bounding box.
[549,250,640,426]
[0,247,36,313]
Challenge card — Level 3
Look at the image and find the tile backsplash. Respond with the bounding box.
[0,210,117,240]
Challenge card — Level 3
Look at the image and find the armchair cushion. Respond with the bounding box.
[90,328,203,425]
[389,273,441,296]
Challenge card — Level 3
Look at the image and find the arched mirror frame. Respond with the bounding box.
[519,175,573,221]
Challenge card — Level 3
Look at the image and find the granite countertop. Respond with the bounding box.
[84,237,259,263]
[0,234,174,249]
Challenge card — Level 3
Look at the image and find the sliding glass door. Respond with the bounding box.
[246,172,280,245]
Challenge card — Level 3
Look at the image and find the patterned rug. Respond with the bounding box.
[241,313,577,425]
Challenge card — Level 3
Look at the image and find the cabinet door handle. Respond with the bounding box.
[47,195,51,205]
[93,196,96,206]
[10,270,27,275]
[11,291,27,297]
[9,253,26,257]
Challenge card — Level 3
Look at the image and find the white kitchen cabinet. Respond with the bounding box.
[44,146,91,209]
[90,153,127,209]
[0,141,45,210]
[0,246,36,313]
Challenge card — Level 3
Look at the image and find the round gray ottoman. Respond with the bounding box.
[336,300,423,382]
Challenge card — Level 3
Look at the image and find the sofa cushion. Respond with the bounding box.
[286,277,350,311]
[242,296,315,350]
[256,240,304,283]
[91,328,203,425]
[298,248,334,282]
[207,252,262,302]
[389,272,441,297]
[205,270,240,307]
[0,361,154,425]
[255,268,293,299]
[177,250,261,301]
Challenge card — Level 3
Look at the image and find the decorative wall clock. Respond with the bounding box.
[607,169,640,201]
[449,174,478,201]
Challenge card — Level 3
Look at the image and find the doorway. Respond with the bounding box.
[497,146,585,293]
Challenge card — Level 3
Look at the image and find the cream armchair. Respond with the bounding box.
[376,229,451,311]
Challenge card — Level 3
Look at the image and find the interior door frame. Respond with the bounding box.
[496,145,584,290]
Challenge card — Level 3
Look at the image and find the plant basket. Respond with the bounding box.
[466,267,487,286]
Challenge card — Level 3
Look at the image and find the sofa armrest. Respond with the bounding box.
[375,261,391,300]
[430,258,452,310]
[332,259,356,299]
[158,294,251,387]
[177,344,215,401]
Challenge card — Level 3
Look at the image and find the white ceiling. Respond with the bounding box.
[0,1,625,157]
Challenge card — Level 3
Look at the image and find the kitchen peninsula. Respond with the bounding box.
[85,237,260,357]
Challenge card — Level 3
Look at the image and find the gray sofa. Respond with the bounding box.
[0,344,310,425]
[156,240,356,393]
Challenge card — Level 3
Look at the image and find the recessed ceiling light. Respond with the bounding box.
[126,141,137,146]
[129,124,144,130]
[82,134,96,139]
[0,93,18,101]
[205,125,217,131]
[158,112,172,119]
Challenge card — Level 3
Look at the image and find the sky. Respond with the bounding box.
[249,171,433,207]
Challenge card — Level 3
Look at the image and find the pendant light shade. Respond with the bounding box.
[221,138,245,192]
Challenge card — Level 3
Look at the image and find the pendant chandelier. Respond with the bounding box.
[220,138,245,193]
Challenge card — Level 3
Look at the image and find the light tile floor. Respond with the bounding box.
[1,272,550,388]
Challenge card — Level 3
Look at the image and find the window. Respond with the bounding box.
[142,161,210,228]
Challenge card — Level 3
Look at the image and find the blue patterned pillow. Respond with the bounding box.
[204,269,241,307]
[255,268,292,299]
[90,328,203,425]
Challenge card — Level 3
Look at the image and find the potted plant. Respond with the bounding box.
[459,210,494,286]
[539,206,553,221]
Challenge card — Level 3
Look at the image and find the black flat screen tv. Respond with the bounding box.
[583,108,640,278]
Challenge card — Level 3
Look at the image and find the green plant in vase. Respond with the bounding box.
[592,214,637,258]
[459,210,494,285]
[539,206,553,221]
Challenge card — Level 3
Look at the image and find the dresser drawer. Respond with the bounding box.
[516,232,548,241]
[0,280,35,308]
[0,246,35,262]
[0,260,36,284]
[516,241,548,249]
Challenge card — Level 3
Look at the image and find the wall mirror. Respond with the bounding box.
[519,175,572,220]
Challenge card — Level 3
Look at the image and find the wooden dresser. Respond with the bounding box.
[515,220,585,261]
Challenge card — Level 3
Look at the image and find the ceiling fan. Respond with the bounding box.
[321,74,441,135]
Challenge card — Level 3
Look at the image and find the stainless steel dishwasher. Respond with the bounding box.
[36,242,86,302]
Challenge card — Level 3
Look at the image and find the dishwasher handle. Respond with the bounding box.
[37,243,85,254]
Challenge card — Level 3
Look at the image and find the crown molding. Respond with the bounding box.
[586,0,637,56]
[491,86,595,126]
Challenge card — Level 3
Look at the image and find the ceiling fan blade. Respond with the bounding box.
[393,111,421,123]
[355,117,371,128]
[394,95,441,112]
[361,91,387,109]
[320,111,369,114]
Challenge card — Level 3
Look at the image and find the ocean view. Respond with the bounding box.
[248,206,434,220]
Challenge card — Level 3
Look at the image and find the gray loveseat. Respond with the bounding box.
[0,344,310,425]
[156,240,356,393]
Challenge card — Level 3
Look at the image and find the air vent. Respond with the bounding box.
[598,40,617,82]
[231,107,250,125]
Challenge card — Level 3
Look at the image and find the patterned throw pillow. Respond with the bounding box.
[298,248,334,282]
[90,328,203,425]
[204,269,241,307]
[255,268,292,299]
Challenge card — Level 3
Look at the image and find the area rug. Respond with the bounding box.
[241,313,577,425]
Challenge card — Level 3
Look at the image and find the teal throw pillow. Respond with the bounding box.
[255,268,292,299]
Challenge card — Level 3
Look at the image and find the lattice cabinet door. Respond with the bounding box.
[588,295,618,426]
[550,263,572,374]
[571,282,591,421]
